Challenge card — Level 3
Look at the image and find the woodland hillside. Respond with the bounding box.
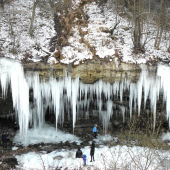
[0,0,170,65]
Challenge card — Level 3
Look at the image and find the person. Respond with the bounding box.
[76,147,83,158]
[83,154,87,165]
[90,141,95,162]
[14,122,19,130]
[6,131,12,148]
[93,124,98,138]
[2,132,7,149]
[6,132,9,142]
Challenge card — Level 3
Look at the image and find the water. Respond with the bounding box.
[0,58,170,135]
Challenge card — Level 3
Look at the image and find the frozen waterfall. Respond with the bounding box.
[0,58,170,135]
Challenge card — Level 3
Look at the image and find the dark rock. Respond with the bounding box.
[1,157,18,169]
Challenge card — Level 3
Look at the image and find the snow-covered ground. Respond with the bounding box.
[15,145,170,170]
[13,124,81,146]
[0,0,169,65]
[9,127,170,170]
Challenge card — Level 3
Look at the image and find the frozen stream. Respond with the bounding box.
[0,58,170,136]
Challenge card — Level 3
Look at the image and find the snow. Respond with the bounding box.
[47,56,58,64]
[13,124,81,146]
[0,0,169,65]
[0,0,56,61]
[11,129,170,170]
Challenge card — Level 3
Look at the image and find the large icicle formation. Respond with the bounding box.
[0,58,29,135]
[0,58,170,134]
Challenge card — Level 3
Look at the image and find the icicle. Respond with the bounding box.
[113,81,119,98]
[2,57,170,135]
[50,77,61,130]
[0,58,30,135]
[72,76,79,133]
[157,65,170,127]
[120,82,123,103]
[119,105,125,123]
[85,111,89,120]
[0,71,9,98]
[143,76,150,109]
[129,83,136,119]
[65,76,72,101]
[137,71,143,116]
[105,100,113,133]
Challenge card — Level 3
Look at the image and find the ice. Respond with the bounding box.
[0,58,30,135]
[72,76,79,132]
[129,83,137,119]
[104,100,113,133]
[1,58,170,137]
[119,105,125,123]
[157,65,170,125]
[13,124,81,146]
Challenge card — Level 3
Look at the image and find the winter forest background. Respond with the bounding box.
[0,0,170,64]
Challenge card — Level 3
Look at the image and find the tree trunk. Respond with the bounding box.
[133,0,142,52]
[29,0,39,36]
[154,0,165,49]
[133,17,142,51]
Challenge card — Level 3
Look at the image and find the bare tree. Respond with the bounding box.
[154,0,166,49]
[30,0,39,36]
[132,0,154,52]
[132,0,143,52]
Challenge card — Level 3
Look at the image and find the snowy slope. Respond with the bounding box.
[0,0,169,65]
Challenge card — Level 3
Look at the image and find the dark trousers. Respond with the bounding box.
[94,132,97,138]
[91,155,94,161]
[2,141,7,149]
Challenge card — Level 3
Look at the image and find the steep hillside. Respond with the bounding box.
[0,0,169,66]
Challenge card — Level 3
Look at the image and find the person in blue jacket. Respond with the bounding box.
[93,124,98,138]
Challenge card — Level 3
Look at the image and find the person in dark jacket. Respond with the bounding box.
[2,132,7,149]
[76,147,83,158]
[14,122,19,131]
[6,132,9,142]
[90,141,95,162]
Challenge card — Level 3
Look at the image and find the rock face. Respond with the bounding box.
[72,57,141,84]
[0,157,18,169]
[23,57,141,84]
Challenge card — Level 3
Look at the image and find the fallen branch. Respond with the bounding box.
[110,20,120,35]
[42,49,51,55]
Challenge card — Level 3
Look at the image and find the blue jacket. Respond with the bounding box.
[93,127,98,132]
